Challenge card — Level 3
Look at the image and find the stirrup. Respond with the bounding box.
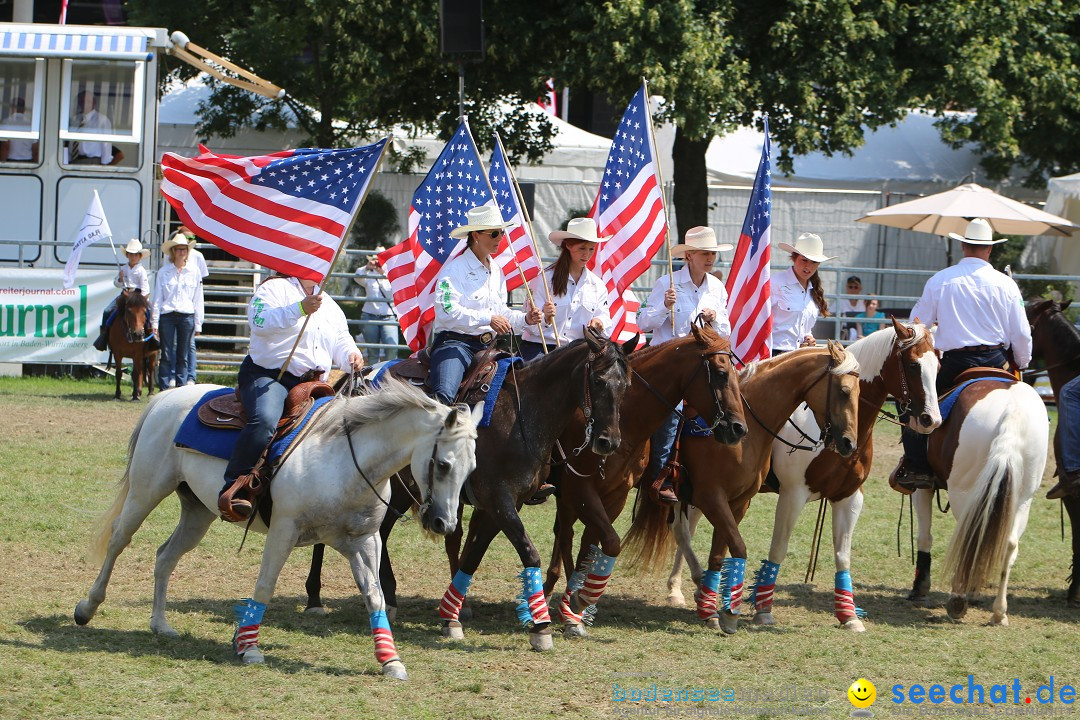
[524,483,557,506]
[218,476,257,522]
[654,482,678,505]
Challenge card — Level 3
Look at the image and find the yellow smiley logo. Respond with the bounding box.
[848,678,877,709]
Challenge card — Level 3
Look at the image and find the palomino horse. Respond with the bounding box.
[304,329,632,651]
[630,341,861,634]
[906,368,1048,624]
[1027,298,1080,607]
[540,323,748,635]
[722,320,939,631]
[108,289,157,401]
[75,378,481,679]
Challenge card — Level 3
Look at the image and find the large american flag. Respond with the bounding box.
[725,117,773,362]
[160,140,388,284]
[588,84,667,342]
[379,122,494,351]
[488,136,541,292]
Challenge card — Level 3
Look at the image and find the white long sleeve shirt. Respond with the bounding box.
[433,250,525,336]
[770,267,820,352]
[114,263,150,295]
[521,266,612,345]
[910,256,1032,368]
[247,277,359,377]
[639,266,731,345]
[362,275,395,317]
[151,262,203,332]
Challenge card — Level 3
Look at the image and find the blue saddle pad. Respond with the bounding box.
[174,387,333,462]
[938,377,1013,423]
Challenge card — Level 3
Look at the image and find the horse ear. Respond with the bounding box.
[1061,300,1072,312]
[584,326,605,352]
[621,333,640,355]
[445,406,460,429]
[827,339,845,363]
[891,315,912,338]
[469,401,485,427]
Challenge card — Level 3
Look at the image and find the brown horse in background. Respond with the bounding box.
[107,289,157,401]
[625,341,861,634]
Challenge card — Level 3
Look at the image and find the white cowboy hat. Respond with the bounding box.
[161,232,193,255]
[670,226,734,258]
[122,238,150,257]
[449,206,513,239]
[946,217,1007,245]
[777,232,836,263]
[549,217,610,248]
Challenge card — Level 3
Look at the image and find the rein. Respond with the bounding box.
[342,412,435,518]
[629,348,733,431]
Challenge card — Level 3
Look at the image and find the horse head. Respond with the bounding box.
[886,317,941,433]
[688,322,747,445]
[415,401,482,536]
[1028,298,1073,359]
[120,289,149,345]
[579,327,632,456]
[802,340,861,457]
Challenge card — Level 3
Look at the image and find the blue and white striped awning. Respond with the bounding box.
[0,25,157,61]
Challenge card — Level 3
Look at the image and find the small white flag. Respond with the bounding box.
[62,190,112,289]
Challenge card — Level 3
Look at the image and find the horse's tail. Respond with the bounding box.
[621,487,677,574]
[87,400,151,566]
[941,407,1023,597]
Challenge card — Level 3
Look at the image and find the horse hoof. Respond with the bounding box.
[752,612,775,626]
[458,605,473,622]
[908,593,929,607]
[1068,597,1080,610]
[441,620,464,640]
[150,622,179,637]
[382,660,408,680]
[719,612,739,635]
[667,593,686,607]
[840,618,866,632]
[529,625,554,652]
[303,605,328,616]
[238,646,264,664]
[74,601,94,626]
[704,616,720,630]
[386,606,397,624]
[990,614,1008,627]
[946,596,968,621]
[563,623,587,638]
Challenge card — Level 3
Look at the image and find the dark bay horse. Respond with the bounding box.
[541,324,748,635]
[305,328,633,651]
[630,341,861,634]
[1027,298,1080,607]
[108,289,157,402]
[741,320,939,631]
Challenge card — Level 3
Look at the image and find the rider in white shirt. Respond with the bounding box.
[92,238,152,352]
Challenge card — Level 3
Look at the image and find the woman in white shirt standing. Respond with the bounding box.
[519,217,612,362]
[151,235,204,390]
[770,232,835,355]
[637,226,733,503]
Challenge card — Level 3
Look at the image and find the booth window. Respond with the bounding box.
[0,58,43,165]
[60,59,143,169]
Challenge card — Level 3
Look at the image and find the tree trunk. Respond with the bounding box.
[671,127,711,243]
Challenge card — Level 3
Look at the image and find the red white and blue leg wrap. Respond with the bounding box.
[514,567,551,628]
[834,570,867,623]
[232,597,266,655]
[749,559,780,614]
[696,569,721,619]
[577,546,616,607]
[369,610,399,664]
[720,557,746,614]
[439,570,473,622]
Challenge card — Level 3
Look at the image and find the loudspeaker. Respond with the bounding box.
[517,182,536,219]
[440,0,485,55]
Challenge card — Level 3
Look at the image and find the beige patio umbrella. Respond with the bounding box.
[856,182,1079,237]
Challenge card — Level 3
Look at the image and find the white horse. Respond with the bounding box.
[75,378,481,679]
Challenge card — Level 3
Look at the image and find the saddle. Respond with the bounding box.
[388,346,510,405]
[945,366,1018,393]
[198,379,335,434]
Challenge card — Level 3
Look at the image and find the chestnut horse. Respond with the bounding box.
[108,289,157,402]
[1027,298,1080,607]
[540,323,748,635]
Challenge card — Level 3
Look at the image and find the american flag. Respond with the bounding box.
[379,121,494,351]
[588,83,667,342]
[488,136,541,292]
[725,117,773,362]
[160,139,388,284]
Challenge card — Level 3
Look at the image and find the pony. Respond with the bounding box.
[539,323,747,634]
[905,363,1048,624]
[722,320,939,631]
[1027,298,1080,607]
[74,378,481,679]
[304,329,633,652]
[107,288,157,401]
[630,341,863,634]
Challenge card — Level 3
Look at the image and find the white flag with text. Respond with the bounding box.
[62,190,112,289]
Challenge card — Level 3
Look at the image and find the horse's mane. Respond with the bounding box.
[516,334,627,380]
[846,323,928,381]
[313,377,469,441]
[1044,303,1080,360]
[121,289,149,311]
[738,344,859,381]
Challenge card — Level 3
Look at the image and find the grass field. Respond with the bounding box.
[0,375,1077,720]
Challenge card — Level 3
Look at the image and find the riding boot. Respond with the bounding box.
[218,476,256,522]
[1046,468,1080,500]
[92,324,108,352]
[890,427,936,494]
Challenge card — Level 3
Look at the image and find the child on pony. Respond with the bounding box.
[93,238,153,351]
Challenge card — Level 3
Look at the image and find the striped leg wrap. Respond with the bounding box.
[719,557,746,614]
[232,598,267,655]
[370,610,399,664]
[558,589,584,625]
[514,567,551,628]
[438,570,473,621]
[577,546,617,607]
[834,570,867,622]
[749,559,780,613]
[696,569,721,619]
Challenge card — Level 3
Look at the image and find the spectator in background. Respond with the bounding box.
[840,275,865,342]
[354,246,397,362]
[854,295,887,338]
[68,90,123,166]
[152,234,203,390]
[0,97,37,162]
[174,226,208,383]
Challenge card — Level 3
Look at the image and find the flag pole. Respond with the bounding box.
[467,122,548,355]
[641,77,677,335]
[494,132,560,349]
[277,137,393,381]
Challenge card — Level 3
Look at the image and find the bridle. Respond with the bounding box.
[630,346,735,433]
[570,344,615,455]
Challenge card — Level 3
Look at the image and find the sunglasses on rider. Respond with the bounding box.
[485,230,503,239]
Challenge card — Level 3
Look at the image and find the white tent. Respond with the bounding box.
[1021,172,1080,277]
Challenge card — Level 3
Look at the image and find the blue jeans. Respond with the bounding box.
[185,332,198,384]
[643,411,680,485]
[158,312,194,390]
[429,332,489,405]
[1059,375,1080,474]
[223,356,305,483]
[360,312,398,362]
[518,340,545,363]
